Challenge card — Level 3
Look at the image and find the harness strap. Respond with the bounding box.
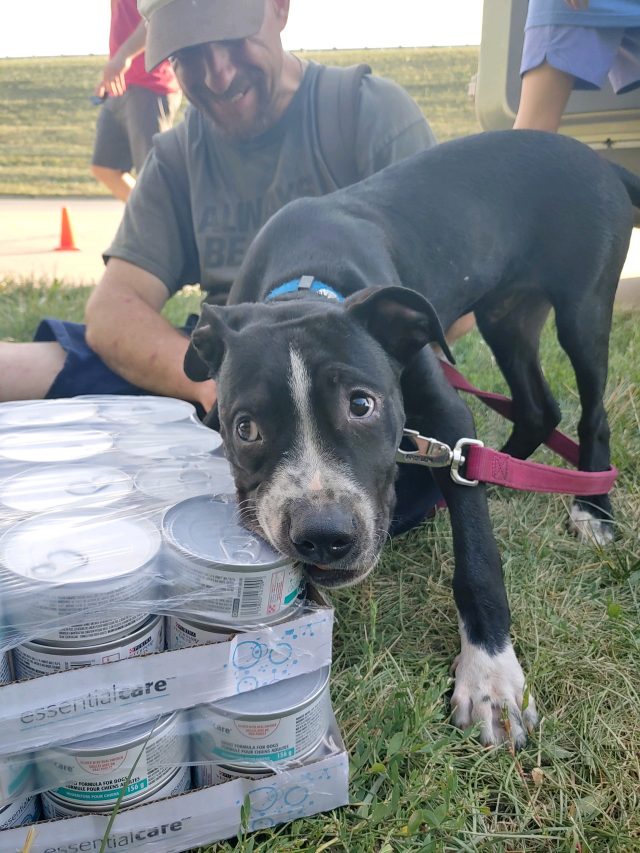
[439,361,618,495]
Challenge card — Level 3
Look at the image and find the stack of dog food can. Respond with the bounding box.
[159,493,335,785]
[0,395,334,832]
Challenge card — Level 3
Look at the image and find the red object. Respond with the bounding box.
[110,0,179,94]
[54,207,80,252]
[439,360,617,495]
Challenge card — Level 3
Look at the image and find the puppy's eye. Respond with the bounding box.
[236,417,261,442]
[349,392,375,418]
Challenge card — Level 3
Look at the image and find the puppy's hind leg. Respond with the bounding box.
[554,287,616,546]
[475,294,561,459]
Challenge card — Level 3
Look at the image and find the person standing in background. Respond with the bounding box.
[91,0,182,201]
[514,0,640,131]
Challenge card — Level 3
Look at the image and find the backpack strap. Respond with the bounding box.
[315,63,372,188]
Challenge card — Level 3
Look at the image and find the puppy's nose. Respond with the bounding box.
[289,506,356,565]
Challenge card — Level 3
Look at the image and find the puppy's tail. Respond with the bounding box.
[610,162,640,210]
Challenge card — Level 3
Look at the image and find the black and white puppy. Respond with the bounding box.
[185,131,640,747]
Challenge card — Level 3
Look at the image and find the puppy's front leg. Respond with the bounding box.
[403,352,537,746]
[435,472,538,747]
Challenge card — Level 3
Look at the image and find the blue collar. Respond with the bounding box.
[266,275,344,303]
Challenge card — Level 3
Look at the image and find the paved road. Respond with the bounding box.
[0,198,638,307]
[0,198,124,285]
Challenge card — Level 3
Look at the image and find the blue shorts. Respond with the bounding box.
[34,315,199,399]
[521,25,640,93]
[33,316,441,536]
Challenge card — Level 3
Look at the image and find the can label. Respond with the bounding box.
[0,794,41,829]
[44,713,187,807]
[173,563,303,620]
[192,684,331,764]
[192,762,270,787]
[166,615,231,650]
[41,765,191,818]
[13,616,164,680]
[35,570,154,643]
[0,651,11,684]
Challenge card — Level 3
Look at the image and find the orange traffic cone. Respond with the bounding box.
[54,206,80,252]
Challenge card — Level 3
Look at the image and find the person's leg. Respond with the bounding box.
[516,25,626,131]
[90,164,136,202]
[126,88,182,175]
[446,311,476,344]
[514,61,575,131]
[91,95,135,201]
[0,341,67,401]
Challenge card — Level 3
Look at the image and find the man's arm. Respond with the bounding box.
[85,258,216,411]
[97,19,147,98]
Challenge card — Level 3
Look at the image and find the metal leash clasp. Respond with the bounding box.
[396,429,483,487]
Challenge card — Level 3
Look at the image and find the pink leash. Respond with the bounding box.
[439,361,618,495]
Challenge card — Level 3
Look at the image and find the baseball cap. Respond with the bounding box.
[139,0,266,71]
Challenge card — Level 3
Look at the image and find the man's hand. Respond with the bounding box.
[97,55,132,98]
[564,0,588,9]
[95,18,148,99]
[86,259,217,413]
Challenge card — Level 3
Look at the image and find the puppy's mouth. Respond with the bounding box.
[302,560,377,589]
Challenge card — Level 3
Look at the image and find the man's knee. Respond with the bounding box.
[0,341,67,401]
[91,163,115,181]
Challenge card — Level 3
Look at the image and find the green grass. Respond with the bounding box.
[2,278,638,851]
[0,48,480,196]
[1,47,638,853]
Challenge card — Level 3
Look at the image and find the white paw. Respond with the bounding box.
[451,637,538,749]
[569,503,614,547]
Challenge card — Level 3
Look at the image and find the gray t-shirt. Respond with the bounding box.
[107,61,436,305]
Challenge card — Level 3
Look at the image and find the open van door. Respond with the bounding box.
[474,0,640,177]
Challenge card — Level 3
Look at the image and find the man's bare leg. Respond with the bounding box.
[91,165,136,202]
[0,341,67,401]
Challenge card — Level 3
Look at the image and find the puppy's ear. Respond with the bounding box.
[184,304,229,382]
[346,286,455,364]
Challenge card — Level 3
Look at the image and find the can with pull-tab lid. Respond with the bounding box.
[162,494,304,622]
[116,422,222,460]
[40,711,188,810]
[191,666,331,767]
[0,427,112,464]
[0,510,160,643]
[0,464,133,516]
[134,458,235,505]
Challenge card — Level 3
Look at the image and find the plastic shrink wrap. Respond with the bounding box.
[0,396,348,852]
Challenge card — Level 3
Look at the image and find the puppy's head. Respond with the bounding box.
[185,286,448,588]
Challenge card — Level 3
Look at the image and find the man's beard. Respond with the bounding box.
[195,72,275,141]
